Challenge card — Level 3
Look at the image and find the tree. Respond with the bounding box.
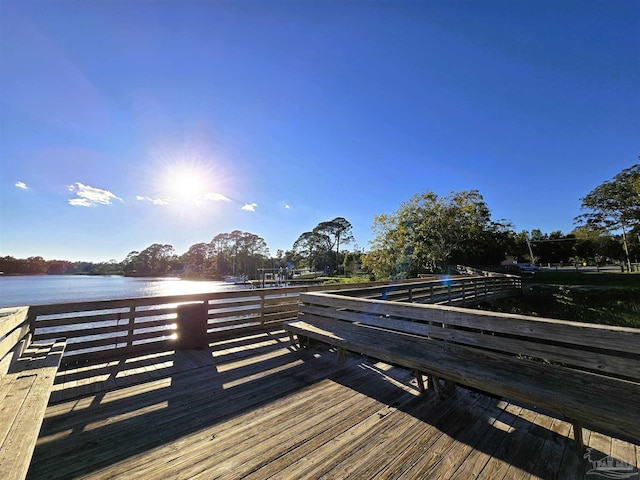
[313,217,354,274]
[292,217,355,275]
[363,212,413,279]
[363,190,496,278]
[572,225,620,266]
[235,231,269,276]
[122,244,175,276]
[575,164,640,271]
[211,233,233,277]
[182,242,214,277]
[209,230,269,279]
[343,247,364,277]
[451,220,515,266]
[293,231,322,271]
[122,251,140,275]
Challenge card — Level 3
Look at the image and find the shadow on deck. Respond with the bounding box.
[29,330,639,479]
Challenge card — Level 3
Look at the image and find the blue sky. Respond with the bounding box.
[1,0,638,262]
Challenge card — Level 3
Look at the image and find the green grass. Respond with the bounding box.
[478,284,640,329]
[524,271,640,287]
[319,270,640,329]
[319,274,373,284]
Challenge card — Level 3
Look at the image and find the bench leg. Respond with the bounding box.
[571,420,584,453]
[337,348,347,363]
[414,370,425,394]
[431,376,457,399]
[432,375,445,399]
[288,332,297,348]
[442,379,456,396]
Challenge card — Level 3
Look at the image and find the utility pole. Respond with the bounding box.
[526,232,536,265]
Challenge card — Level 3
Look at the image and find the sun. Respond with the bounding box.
[161,162,210,205]
[170,170,205,201]
[147,152,233,210]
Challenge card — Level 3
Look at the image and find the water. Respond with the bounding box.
[0,275,245,308]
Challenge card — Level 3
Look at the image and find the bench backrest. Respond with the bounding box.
[298,292,640,383]
[0,307,32,378]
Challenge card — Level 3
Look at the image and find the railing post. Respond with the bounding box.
[260,291,266,326]
[27,307,37,339]
[127,306,135,348]
[176,301,208,350]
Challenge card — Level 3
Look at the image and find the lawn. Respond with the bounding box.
[478,271,640,329]
[523,270,640,287]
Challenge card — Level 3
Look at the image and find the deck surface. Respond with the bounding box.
[29,330,639,479]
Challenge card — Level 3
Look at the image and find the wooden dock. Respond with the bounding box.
[29,329,639,479]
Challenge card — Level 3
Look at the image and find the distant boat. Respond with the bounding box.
[224,275,249,284]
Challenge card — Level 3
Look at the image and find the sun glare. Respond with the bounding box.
[161,163,210,205]
[145,153,234,211]
[169,170,205,201]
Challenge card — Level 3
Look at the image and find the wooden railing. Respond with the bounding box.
[333,275,521,305]
[0,307,31,376]
[26,282,380,365]
[23,275,520,366]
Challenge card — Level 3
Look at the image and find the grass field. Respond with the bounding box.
[523,270,640,287]
[478,271,640,329]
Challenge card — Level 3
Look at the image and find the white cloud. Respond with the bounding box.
[204,192,231,202]
[135,191,230,206]
[136,195,169,205]
[15,181,28,189]
[284,203,291,209]
[68,182,122,207]
[241,202,258,212]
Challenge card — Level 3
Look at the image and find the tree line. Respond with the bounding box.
[362,163,639,279]
[0,217,358,279]
[2,163,637,279]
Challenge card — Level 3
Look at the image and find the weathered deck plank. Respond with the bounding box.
[386,393,500,479]
[28,329,639,480]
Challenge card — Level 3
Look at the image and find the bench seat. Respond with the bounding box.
[0,339,66,480]
[284,292,640,450]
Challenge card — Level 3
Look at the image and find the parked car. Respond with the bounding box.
[516,264,539,274]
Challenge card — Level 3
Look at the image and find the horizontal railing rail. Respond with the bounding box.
[25,282,384,365]
[332,275,521,305]
[23,274,521,366]
[0,306,31,376]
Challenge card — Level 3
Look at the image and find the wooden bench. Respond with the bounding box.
[0,307,66,480]
[284,292,640,451]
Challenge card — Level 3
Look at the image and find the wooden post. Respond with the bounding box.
[414,370,425,393]
[27,307,37,338]
[432,376,456,399]
[432,375,445,399]
[337,348,347,363]
[126,306,135,348]
[176,302,208,349]
[571,420,584,453]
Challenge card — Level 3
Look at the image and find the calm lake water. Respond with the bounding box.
[0,275,246,308]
